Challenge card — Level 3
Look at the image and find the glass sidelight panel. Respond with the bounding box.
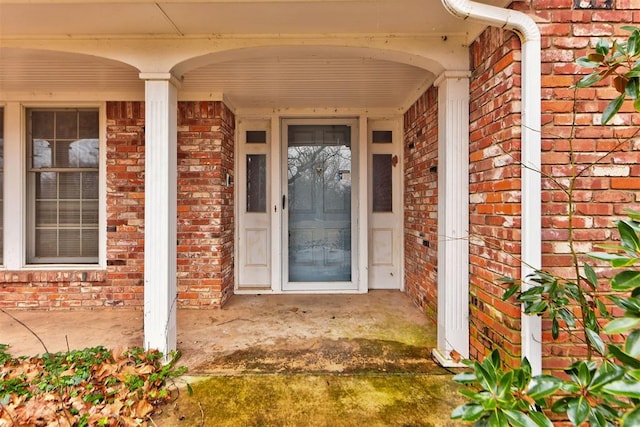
[246,154,267,212]
[372,154,392,212]
[287,125,351,282]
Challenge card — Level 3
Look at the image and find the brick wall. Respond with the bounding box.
[0,101,146,309]
[0,100,236,310]
[403,88,439,320]
[463,1,640,371]
[177,101,235,307]
[534,0,640,371]
[105,101,146,307]
[468,27,524,367]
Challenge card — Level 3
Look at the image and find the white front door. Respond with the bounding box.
[236,116,401,293]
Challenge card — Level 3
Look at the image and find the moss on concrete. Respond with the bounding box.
[155,374,465,426]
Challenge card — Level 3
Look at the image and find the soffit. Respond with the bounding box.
[0,0,510,37]
[0,0,511,110]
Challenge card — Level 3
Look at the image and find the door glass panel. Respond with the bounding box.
[372,154,393,212]
[246,154,267,212]
[288,125,351,282]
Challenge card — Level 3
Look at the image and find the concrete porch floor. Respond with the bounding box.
[1,291,466,425]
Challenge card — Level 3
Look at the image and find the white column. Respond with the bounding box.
[140,73,179,358]
[432,71,470,367]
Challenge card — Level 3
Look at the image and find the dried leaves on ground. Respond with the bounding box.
[0,344,187,426]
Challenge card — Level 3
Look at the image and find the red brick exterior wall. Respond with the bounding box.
[402,1,640,372]
[105,101,146,307]
[0,100,236,310]
[403,88,439,319]
[468,27,524,367]
[535,1,640,371]
[177,101,235,307]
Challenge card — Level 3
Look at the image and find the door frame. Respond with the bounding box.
[235,114,374,295]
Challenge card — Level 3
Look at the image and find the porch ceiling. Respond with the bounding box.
[0,0,509,110]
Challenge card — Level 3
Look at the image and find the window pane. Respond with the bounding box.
[28,109,99,263]
[372,130,393,144]
[56,111,78,139]
[59,229,80,257]
[82,200,99,225]
[33,139,52,168]
[35,230,57,257]
[59,201,81,225]
[82,230,99,257]
[32,111,54,139]
[59,172,80,199]
[74,139,99,167]
[246,130,266,144]
[82,172,99,199]
[36,201,58,226]
[246,154,266,212]
[36,172,57,199]
[79,111,99,139]
[55,141,73,167]
[372,154,393,212]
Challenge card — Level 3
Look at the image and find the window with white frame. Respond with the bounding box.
[26,108,99,264]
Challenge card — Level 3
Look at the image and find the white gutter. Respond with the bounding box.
[440,0,542,375]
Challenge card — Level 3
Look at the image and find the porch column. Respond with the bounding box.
[140,72,179,358]
[432,71,470,367]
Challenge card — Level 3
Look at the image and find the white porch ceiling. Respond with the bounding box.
[0,0,511,110]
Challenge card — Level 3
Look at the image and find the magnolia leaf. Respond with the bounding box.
[589,361,624,391]
[528,410,555,427]
[608,344,640,369]
[625,330,640,357]
[451,403,484,421]
[612,271,640,292]
[576,56,601,68]
[596,298,611,319]
[602,94,626,124]
[589,251,637,267]
[622,405,640,427]
[583,263,598,289]
[628,29,640,57]
[489,409,509,427]
[586,328,606,356]
[453,371,477,383]
[602,380,640,398]
[596,38,611,55]
[615,75,629,93]
[608,295,640,315]
[604,317,640,335]
[626,77,640,99]
[567,396,591,426]
[619,220,640,251]
[527,375,562,401]
[575,71,606,88]
[503,410,540,427]
[503,284,520,300]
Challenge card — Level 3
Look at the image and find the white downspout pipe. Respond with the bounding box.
[440,0,542,375]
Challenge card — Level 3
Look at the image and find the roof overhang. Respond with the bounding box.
[0,0,511,111]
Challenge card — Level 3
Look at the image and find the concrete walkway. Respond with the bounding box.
[1,291,466,425]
